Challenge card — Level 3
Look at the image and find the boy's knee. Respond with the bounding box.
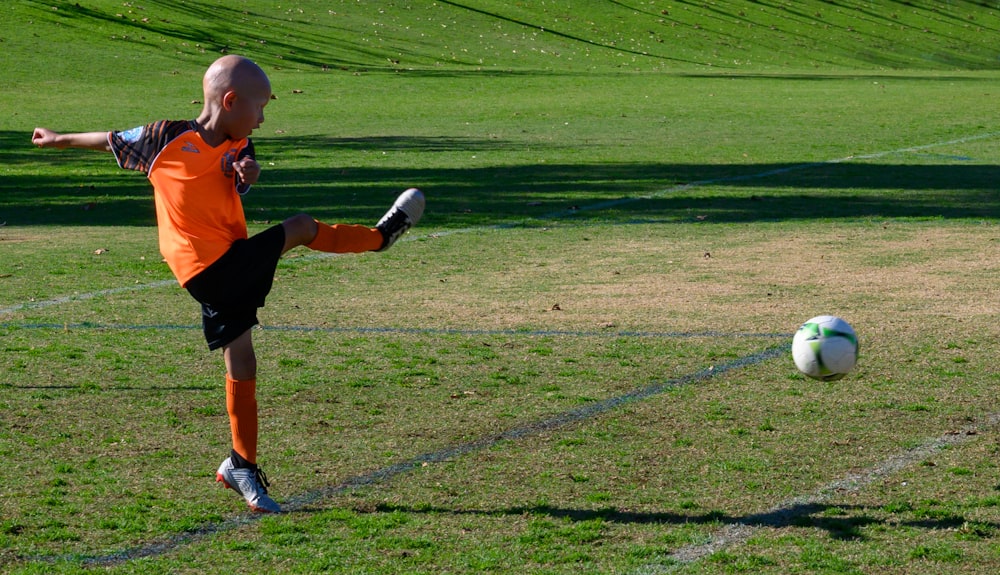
[281,213,318,248]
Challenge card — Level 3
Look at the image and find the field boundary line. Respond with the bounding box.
[3,130,998,318]
[631,411,1000,574]
[0,321,787,340]
[24,345,785,567]
[0,280,176,317]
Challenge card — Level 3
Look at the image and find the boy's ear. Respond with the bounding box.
[222,90,238,111]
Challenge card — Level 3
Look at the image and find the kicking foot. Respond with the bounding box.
[376,188,425,251]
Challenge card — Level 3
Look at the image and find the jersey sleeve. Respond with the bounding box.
[235,139,255,196]
[110,120,192,174]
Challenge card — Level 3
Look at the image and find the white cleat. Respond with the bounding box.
[375,188,425,251]
[216,456,282,514]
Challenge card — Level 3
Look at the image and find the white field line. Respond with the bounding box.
[631,411,1000,574]
[3,130,997,318]
[0,280,177,317]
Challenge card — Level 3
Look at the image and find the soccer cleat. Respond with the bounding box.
[216,456,282,513]
[375,188,425,251]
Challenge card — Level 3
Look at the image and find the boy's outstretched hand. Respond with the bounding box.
[31,128,111,151]
[31,127,60,148]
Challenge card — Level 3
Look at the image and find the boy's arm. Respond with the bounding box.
[32,128,111,152]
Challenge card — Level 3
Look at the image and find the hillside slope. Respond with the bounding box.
[3,0,999,84]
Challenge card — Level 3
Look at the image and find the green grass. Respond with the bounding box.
[2,1,1000,573]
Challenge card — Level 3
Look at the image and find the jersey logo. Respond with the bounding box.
[221,149,238,177]
[181,141,200,153]
[120,126,144,143]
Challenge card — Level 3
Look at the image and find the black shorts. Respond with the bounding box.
[185,224,286,350]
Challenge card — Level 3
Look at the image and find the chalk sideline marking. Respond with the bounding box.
[0,321,787,341]
[3,130,997,319]
[23,345,783,567]
[0,280,176,317]
[630,411,1000,574]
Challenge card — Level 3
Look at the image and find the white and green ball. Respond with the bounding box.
[791,315,858,381]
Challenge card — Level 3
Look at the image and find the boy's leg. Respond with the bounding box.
[216,329,281,513]
[281,188,424,254]
[281,213,319,253]
[223,329,257,462]
[311,223,383,253]
[187,234,284,513]
[285,214,383,254]
[223,328,257,382]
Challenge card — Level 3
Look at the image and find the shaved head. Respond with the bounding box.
[203,55,271,102]
[196,55,272,144]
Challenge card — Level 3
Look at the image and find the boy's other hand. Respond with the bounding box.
[233,157,261,185]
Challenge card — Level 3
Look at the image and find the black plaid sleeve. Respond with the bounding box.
[110,120,193,174]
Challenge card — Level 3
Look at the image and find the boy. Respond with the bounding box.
[31,55,424,513]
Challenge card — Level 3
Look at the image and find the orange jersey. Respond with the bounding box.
[110,121,253,286]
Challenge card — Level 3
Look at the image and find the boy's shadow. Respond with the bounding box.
[334,500,994,542]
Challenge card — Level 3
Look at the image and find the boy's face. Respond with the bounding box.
[224,81,271,140]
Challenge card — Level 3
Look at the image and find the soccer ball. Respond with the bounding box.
[791,315,858,381]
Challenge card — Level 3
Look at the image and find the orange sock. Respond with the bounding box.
[306,221,382,253]
[226,374,258,465]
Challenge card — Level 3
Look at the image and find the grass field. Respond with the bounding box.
[2,1,1000,573]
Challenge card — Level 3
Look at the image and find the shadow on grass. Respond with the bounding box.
[369,501,990,542]
[4,131,998,228]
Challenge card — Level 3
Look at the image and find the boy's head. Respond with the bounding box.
[202,55,272,140]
